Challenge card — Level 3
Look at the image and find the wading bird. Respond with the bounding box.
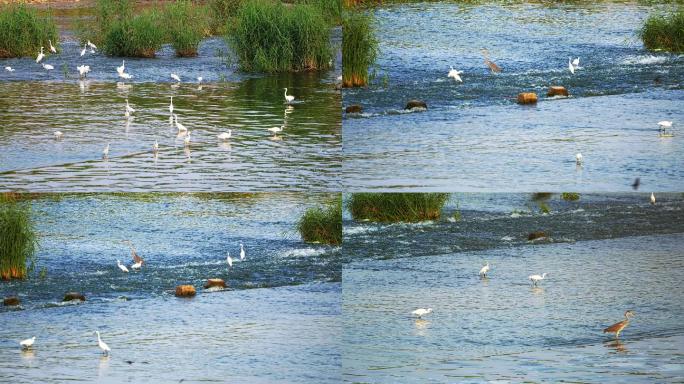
[568,58,575,74]
[217,131,232,141]
[481,49,501,73]
[411,308,433,318]
[197,77,203,84]
[103,144,110,158]
[36,47,44,63]
[572,57,580,69]
[77,65,90,78]
[49,40,57,54]
[116,60,125,76]
[118,72,132,80]
[529,272,547,286]
[268,125,284,135]
[95,331,110,355]
[174,114,187,133]
[87,40,97,51]
[80,44,87,57]
[171,73,181,82]
[20,337,36,350]
[226,252,233,267]
[184,131,191,146]
[448,66,463,82]
[603,310,635,339]
[576,153,583,165]
[125,99,135,117]
[152,140,159,154]
[169,96,174,115]
[240,243,245,261]
[650,192,656,205]
[54,131,63,139]
[128,244,144,270]
[479,261,490,278]
[5,66,14,72]
[116,259,128,272]
[42,63,54,71]
[658,121,673,132]
[284,88,295,104]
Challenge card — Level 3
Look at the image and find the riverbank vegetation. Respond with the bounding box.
[0,194,37,280]
[640,8,684,53]
[0,4,58,58]
[342,11,378,87]
[228,0,333,72]
[347,193,449,222]
[163,0,210,57]
[298,198,342,245]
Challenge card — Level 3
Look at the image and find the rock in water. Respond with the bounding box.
[517,93,538,104]
[204,278,227,289]
[404,100,428,110]
[63,292,86,302]
[345,105,363,114]
[527,231,548,241]
[175,285,196,297]
[3,296,20,306]
[547,86,569,97]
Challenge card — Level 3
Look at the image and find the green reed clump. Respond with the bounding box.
[163,1,210,57]
[640,9,684,53]
[229,0,332,72]
[0,4,58,58]
[0,195,37,280]
[208,0,242,34]
[299,0,342,24]
[561,192,580,201]
[348,193,449,222]
[298,198,342,245]
[342,11,378,87]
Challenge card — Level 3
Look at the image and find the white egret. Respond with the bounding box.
[411,308,432,318]
[226,252,233,267]
[103,144,110,158]
[80,44,87,57]
[36,47,44,63]
[116,259,128,272]
[268,125,284,135]
[5,66,14,72]
[529,272,547,286]
[49,40,57,53]
[171,73,181,82]
[197,76,203,84]
[20,337,36,350]
[284,88,295,104]
[657,121,672,131]
[42,63,54,71]
[447,66,463,82]
[572,57,580,69]
[240,243,245,261]
[217,130,232,141]
[94,331,111,355]
[125,99,135,115]
[77,65,91,78]
[169,96,174,114]
[568,58,575,74]
[650,192,656,205]
[184,131,191,146]
[153,140,159,154]
[54,131,63,139]
[576,153,583,165]
[87,40,97,50]
[479,261,490,278]
[116,60,125,75]
[118,72,132,80]
[174,114,187,132]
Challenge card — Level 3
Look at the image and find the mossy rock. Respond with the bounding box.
[63,292,86,302]
[175,285,196,297]
[517,92,538,104]
[204,278,227,289]
[527,231,548,241]
[3,296,20,306]
[547,86,569,97]
[405,100,427,110]
[345,105,363,114]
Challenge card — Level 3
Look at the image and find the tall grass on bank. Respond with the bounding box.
[0,4,58,58]
[297,199,342,245]
[640,9,684,53]
[342,11,378,87]
[0,195,37,280]
[348,193,449,222]
[229,0,332,72]
[163,1,210,57]
[299,0,342,24]
[208,0,242,34]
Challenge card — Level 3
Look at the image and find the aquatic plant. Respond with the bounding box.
[0,194,37,280]
[229,0,333,73]
[640,9,684,53]
[163,0,210,57]
[561,192,580,201]
[298,198,342,245]
[342,11,378,87]
[347,193,449,222]
[0,4,58,58]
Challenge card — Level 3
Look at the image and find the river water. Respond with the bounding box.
[343,2,684,191]
[0,193,341,383]
[342,193,684,382]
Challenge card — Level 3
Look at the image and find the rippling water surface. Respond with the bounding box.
[0,37,341,191]
[343,2,684,191]
[342,194,684,382]
[0,194,340,382]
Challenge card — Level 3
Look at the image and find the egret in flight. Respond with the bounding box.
[603,310,635,339]
[95,331,111,355]
[284,88,295,104]
[529,272,547,286]
[447,66,463,82]
[479,261,490,278]
[117,259,128,273]
[20,337,36,350]
[411,308,433,318]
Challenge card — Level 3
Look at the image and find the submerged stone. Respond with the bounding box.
[204,278,227,289]
[517,93,538,104]
[345,105,363,114]
[404,100,428,110]
[3,296,20,306]
[63,292,86,302]
[527,231,548,241]
[547,86,569,97]
[175,285,196,297]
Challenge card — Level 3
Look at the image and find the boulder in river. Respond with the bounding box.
[517,93,538,105]
[404,100,428,110]
[175,285,196,297]
[63,292,86,302]
[345,105,363,114]
[547,86,569,97]
[204,278,227,289]
[3,296,20,306]
[527,231,548,241]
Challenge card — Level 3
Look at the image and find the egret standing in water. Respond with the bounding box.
[80,44,87,57]
[240,243,245,261]
[174,114,187,133]
[169,96,174,115]
[197,76,203,84]
[184,131,191,146]
[5,66,14,72]
[650,192,656,205]
[603,310,635,339]
[217,131,232,141]
[116,259,128,273]
[268,125,284,135]
[572,57,580,69]
[87,40,97,51]
[36,47,44,63]
[116,60,125,76]
[479,261,490,278]
[171,73,181,83]
[529,272,547,286]
[42,63,54,72]
[284,88,295,104]
[20,337,36,350]
[152,140,159,154]
[94,331,111,355]
[49,40,57,53]
[103,144,110,158]
[226,252,233,268]
[125,99,135,118]
[576,153,583,165]
[118,72,132,80]
[77,65,90,79]
[447,66,463,82]
[568,58,575,74]
[411,308,432,318]
[54,131,63,139]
